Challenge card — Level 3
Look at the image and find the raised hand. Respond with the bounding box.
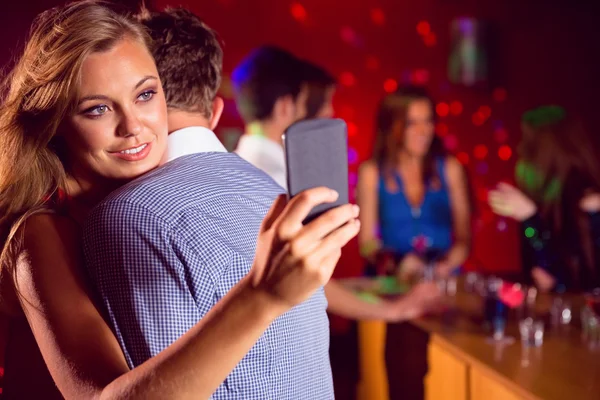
[488,182,537,221]
[251,187,360,310]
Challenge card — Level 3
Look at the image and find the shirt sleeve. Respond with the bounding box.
[82,200,210,368]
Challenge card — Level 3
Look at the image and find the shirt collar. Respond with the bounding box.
[166,126,226,162]
[236,134,284,162]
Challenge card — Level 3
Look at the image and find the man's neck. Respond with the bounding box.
[246,121,284,147]
[168,110,211,134]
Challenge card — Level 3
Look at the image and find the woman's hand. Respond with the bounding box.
[488,183,537,221]
[531,267,556,293]
[251,188,361,311]
[580,192,600,213]
[396,253,426,283]
[388,282,443,321]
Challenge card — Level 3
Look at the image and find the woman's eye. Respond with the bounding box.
[138,90,156,102]
[85,105,108,116]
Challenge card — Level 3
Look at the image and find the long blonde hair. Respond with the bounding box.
[0,1,151,288]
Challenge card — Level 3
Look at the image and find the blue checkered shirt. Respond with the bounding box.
[82,152,333,399]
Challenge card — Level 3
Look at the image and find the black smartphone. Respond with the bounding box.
[283,118,349,224]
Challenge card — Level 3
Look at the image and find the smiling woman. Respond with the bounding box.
[63,39,167,183]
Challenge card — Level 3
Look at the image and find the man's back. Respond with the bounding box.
[83,153,333,399]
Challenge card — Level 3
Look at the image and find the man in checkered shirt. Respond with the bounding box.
[82,8,346,400]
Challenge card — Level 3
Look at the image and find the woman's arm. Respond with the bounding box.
[324,279,441,322]
[437,157,471,275]
[356,161,381,261]
[16,189,359,399]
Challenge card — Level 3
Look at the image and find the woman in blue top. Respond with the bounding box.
[357,86,471,281]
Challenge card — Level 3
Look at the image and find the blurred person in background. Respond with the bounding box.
[357,86,471,283]
[232,46,442,324]
[489,105,600,292]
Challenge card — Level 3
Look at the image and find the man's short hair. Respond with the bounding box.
[137,7,222,118]
[302,61,336,119]
[231,46,308,123]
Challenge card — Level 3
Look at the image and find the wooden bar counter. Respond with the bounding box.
[352,281,600,400]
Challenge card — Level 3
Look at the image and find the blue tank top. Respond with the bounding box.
[378,158,453,259]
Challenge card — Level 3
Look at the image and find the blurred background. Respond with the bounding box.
[3,0,599,277]
[1,0,599,398]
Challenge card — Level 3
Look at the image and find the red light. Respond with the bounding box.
[411,69,430,85]
[340,72,356,87]
[290,3,307,22]
[474,144,488,160]
[479,105,492,118]
[457,151,470,165]
[450,101,463,116]
[444,134,458,151]
[498,145,512,161]
[366,56,380,70]
[416,21,431,36]
[436,102,449,117]
[383,78,398,93]
[493,87,507,102]
[424,32,437,47]
[436,122,449,137]
[370,8,385,25]
[472,112,486,126]
[347,122,358,137]
[494,127,508,143]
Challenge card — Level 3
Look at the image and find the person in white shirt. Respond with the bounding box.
[232,46,442,323]
[233,49,337,188]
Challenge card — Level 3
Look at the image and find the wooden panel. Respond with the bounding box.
[470,367,524,400]
[425,340,468,400]
[357,320,389,400]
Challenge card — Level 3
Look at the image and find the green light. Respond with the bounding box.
[525,227,536,238]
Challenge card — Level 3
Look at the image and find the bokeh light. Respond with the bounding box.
[347,122,358,137]
[498,145,512,161]
[525,227,536,238]
[348,147,359,165]
[416,20,431,36]
[497,219,507,232]
[339,71,356,87]
[479,105,492,118]
[424,32,437,47]
[457,151,470,165]
[349,172,358,187]
[370,8,385,25]
[444,134,458,151]
[472,111,486,126]
[411,69,430,85]
[436,102,450,117]
[476,161,489,175]
[383,78,398,93]
[450,101,463,116]
[474,144,488,159]
[290,3,307,22]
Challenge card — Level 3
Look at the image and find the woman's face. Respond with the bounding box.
[399,99,435,157]
[63,37,168,184]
